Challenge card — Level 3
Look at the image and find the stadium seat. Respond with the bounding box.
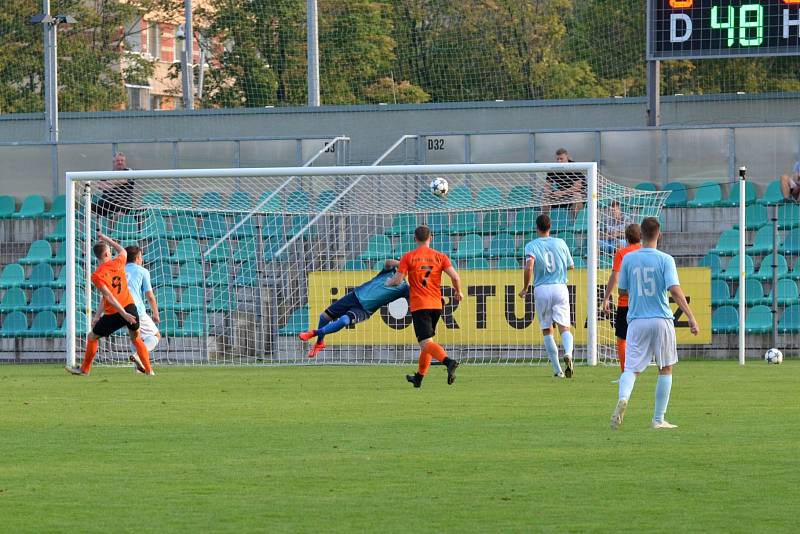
[360,235,393,261]
[634,182,657,192]
[28,311,59,337]
[229,216,256,239]
[549,208,572,230]
[344,259,369,271]
[258,191,283,212]
[732,203,768,230]
[12,194,45,219]
[506,208,537,234]
[663,182,688,207]
[45,218,66,242]
[51,265,83,290]
[433,234,452,255]
[465,258,491,269]
[49,242,67,265]
[476,186,502,208]
[205,262,230,286]
[426,212,449,235]
[286,214,311,237]
[480,212,505,235]
[449,212,478,235]
[180,310,207,336]
[716,254,754,281]
[733,279,768,306]
[19,240,53,265]
[560,231,578,253]
[175,286,205,311]
[711,279,731,306]
[507,185,533,205]
[24,263,55,289]
[782,228,800,255]
[759,180,785,206]
[142,192,165,206]
[26,287,60,312]
[452,234,485,259]
[200,213,229,238]
[0,287,27,312]
[0,196,16,218]
[395,235,416,256]
[772,278,799,306]
[753,253,789,281]
[778,304,800,333]
[262,215,286,239]
[487,233,517,258]
[723,181,757,207]
[446,186,473,209]
[262,236,283,261]
[234,261,260,286]
[385,213,417,236]
[198,191,222,211]
[208,287,234,312]
[496,257,520,269]
[159,310,180,337]
[0,311,28,337]
[711,305,738,334]
[698,252,722,276]
[278,307,308,336]
[749,225,781,254]
[144,238,170,263]
[286,191,311,212]
[777,203,800,230]
[790,257,800,280]
[170,239,201,263]
[573,209,588,233]
[314,190,338,211]
[173,261,204,287]
[44,195,66,219]
[745,305,772,334]
[155,287,179,310]
[110,214,139,241]
[713,229,740,256]
[166,215,199,240]
[687,181,723,207]
[227,191,254,211]
[415,192,439,210]
[572,256,587,268]
[169,192,194,211]
[204,240,231,263]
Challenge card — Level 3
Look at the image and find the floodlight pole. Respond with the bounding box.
[646,60,660,127]
[182,0,194,109]
[307,0,320,106]
[738,167,746,365]
[42,0,58,142]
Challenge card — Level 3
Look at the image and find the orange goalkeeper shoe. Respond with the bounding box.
[298,330,316,342]
[307,341,326,358]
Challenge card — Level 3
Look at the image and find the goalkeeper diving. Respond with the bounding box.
[298,259,410,358]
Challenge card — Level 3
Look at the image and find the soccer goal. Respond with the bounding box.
[64,163,667,368]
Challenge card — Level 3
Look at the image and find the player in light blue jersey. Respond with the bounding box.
[610,217,698,430]
[125,246,160,374]
[519,214,576,378]
[299,259,410,358]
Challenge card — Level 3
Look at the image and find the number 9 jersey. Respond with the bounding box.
[397,246,452,312]
[91,254,135,315]
[524,236,574,287]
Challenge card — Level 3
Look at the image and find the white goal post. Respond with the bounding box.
[65,162,666,368]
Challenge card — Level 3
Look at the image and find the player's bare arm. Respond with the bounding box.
[385,271,405,287]
[518,257,535,298]
[669,285,699,335]
[384,259,400,270]
[602,271,620,313]
[443,266,463,301]
[97,232,127,260]
[98,285,136,324]
[146,289,160,323]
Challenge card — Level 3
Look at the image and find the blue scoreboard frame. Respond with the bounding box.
[647,0,800,59]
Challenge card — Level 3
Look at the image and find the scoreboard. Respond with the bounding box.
[648,0,800,59]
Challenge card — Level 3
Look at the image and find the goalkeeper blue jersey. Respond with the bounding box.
[354,268,409,314]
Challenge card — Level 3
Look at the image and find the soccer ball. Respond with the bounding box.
[430,177,449,198]
[764,348,783,364]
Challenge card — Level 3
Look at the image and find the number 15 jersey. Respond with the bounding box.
[618,248,680,321]
[398,245,452,312]
[91,255,135,315]
[524,236,573,287]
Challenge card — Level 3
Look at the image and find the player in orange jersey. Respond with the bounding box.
[386,225,463,388]
[601,223,642,373]
[66,232,153,376]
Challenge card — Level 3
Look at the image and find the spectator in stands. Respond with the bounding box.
[780,162,800,202]
[92,152,135,218]
[599,201,630,253]
[546,148,585,215]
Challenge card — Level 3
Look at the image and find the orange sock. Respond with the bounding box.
[133,337,152,373]
[81,338,99,373]
[616,338,626,372]
[417,349,432,376]
[426,341,448,362]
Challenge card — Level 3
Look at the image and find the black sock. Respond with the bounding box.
[443,357,453,366]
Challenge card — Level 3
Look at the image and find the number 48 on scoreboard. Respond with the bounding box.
[648,0,800,59]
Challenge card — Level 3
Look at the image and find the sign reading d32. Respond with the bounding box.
[307,268,711,346]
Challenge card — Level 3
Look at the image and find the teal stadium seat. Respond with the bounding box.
[169,192,194,212]
[733,279,768,306]
[229,216,256,239]
[663,182,688,207]
[12,194,45,219]
[141,192,165,207]
[452,234,485,259]
[173,262,204,287]
[432,234,452,255]
[166,215,199,239]
[26,287,60,312]
[110,214,139,241]
[44,195,66,219]
[573,209,588,233]
[711,305,738,334]
[262,237,283,261]
[771,278,799,306]
[360,235,392,261]
[144,239,170,263]
[286,214,311,237]
[549,208,572,230]
[385,213,417,236]
[749,225,780,254]
[713,229,740,256]
[258,191,283,212]
[507,185,533,206]
[180,310,207,336]
[29,311,59,337]
[19,240,53,265]
[446,187,473,209]
[426,212,449,235]
[506,208,537,234]
[286,191,311,212]
[395,235,416,257]
[262,215,286,239]
[790,257,800,280]
[234,261,260,287]
[159,310,180,337]
[170,239,201,263]
[476,186,502,208]
[496,257,520,269]
[449,212,478,235]
[634,182,657,192]
[140,214,169,240]
[52,265,82,289]
[487,233,517,258]
[155,287,179,310]
[778,304,800,333]
[204,239,231,263]
[315,190,338,211]
[480,212,505,235]
[0,311,28,337]
[198,191,222,211]
[465,258,491,269]
[205,262,230,286]
[573,256,587,268]
[279,307,308,336]
[745,305,772,334]
[45,218,66,242]
[716,254,754,281]
[782,229,800,255]
[227,191,254,211]
[0,196,16,218]
[0,287,27,312]
[687,181,723,207]
[777,203,800,230]
[760,180,785,206]
[24,263,55,288]
[732,204,768,230]
[753,253,788,281]
[175,286,205,311]
[49,242,67,265]
[698,252,722,276]
[201,213,229,238]
[209,287,235,312]
[711,279,731,306]
[723,181,757,207]
[344,259,369,271]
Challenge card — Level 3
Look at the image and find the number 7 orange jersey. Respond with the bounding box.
[91,255,135,315]
[398,245,452,312]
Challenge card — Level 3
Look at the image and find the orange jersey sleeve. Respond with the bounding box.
[399,246,452,312]
[613,243,641,308]
[92,255,134,315]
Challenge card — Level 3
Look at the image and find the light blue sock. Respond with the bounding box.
[561,331,574,358]
[653,374,673,423]
[618,370,636,401]
[543,335,562,375]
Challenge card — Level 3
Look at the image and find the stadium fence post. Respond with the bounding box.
[771,204,779,349]
[587,162,598,366]
[738,167,746,365]
[65,174,76,367]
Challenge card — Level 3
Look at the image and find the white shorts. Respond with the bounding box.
[534,284,571,330]
[138,311,160,340]
[625,318,678,373]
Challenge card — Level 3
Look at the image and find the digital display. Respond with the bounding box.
[648,0,800,59]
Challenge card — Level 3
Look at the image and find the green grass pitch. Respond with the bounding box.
[1,361,797,533]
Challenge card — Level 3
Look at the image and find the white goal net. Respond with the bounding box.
[64,164,667,368]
